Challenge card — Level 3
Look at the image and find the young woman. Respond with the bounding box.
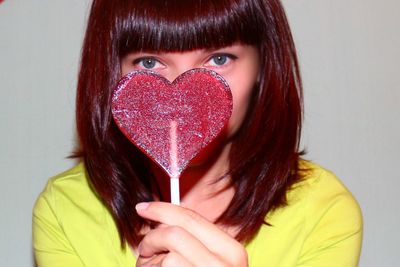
[33,0,363,266]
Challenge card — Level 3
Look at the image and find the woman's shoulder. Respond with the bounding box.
[34,162,103,217]
[283,160,363,232]
[37,162,96,202]
[33,162,109,239]
[33,163,135,266]
[293,160,357,196]
[259,160,363,228]
[33,162,110,230]
[247,161,363,266]
[291,160,362,214]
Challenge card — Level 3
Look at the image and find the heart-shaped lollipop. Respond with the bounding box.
[111,68,232,203]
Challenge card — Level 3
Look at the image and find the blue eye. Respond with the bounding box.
[206,53,237,67]
[212,55,228,65]
[133,57,162,69]
[141,58,156,69]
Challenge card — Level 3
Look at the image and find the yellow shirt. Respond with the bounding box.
[33,161,362,267]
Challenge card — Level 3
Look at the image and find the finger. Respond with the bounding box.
[158,252,194,267]
[136,202,242,258]
[138,225,219,266]
[136,252,193,267]
[136,253,166,267]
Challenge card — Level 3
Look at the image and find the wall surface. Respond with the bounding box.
[282,1,400,266]
[0,1,90,266]
[0,1,399,266]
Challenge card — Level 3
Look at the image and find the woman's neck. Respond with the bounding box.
[152,141,235,222]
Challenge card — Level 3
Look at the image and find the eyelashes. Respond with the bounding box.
[205,54,237,67]
[132,57,164,70]
[130,53,238,70]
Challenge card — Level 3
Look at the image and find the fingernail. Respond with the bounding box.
[135,202,150,211]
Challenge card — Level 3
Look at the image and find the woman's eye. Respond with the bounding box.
[212,55,228,65]
[133,57,163,69]
[206,54,236,67]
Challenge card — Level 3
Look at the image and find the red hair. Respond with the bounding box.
[75,0,303,247]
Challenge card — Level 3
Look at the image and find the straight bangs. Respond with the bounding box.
[115,0,266,56]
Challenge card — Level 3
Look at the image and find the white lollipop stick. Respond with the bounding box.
[169,120,180,205]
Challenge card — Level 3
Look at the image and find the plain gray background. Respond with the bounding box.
[1,0,399,266]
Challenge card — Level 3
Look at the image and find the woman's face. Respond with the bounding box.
[121,44,260,138]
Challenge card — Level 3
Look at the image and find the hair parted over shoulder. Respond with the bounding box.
[75,0,304,247]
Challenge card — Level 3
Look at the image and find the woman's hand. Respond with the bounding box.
[135,202,248,267]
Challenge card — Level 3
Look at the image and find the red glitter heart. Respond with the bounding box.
[112,68,233,178]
